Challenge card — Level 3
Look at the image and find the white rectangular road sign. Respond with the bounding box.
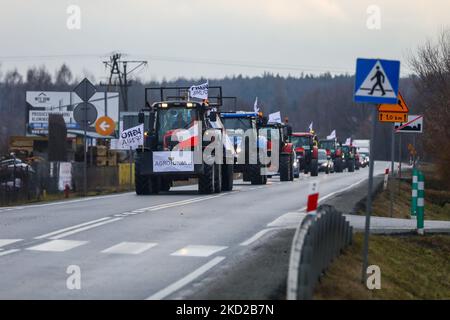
[26,91,119,135]
[394,115,423,133]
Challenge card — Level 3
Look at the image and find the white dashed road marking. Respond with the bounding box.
[0,249,20,257]
[0,239,22,248]
[101,242,158,255]
[27,240,88,252]
[171,245,227,257]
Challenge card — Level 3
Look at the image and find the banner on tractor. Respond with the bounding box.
[189,81,209,100]
[153,151,194,173]
[117,124,144,150]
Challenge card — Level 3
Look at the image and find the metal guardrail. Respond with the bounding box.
[287,205,353,300]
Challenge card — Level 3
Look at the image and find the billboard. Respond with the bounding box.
[26,91,119,136]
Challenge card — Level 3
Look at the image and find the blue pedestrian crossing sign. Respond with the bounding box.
[354,58,400,104]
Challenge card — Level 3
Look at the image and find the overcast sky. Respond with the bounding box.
[0,0,448,82]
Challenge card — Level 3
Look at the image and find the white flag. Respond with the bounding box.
[268,111,282,124]
[308,122,313,132]
[118,124,144,150]
[253,97,259,113]
[345,137,352,145]
[189,81,209,100]
[326,130,336,140]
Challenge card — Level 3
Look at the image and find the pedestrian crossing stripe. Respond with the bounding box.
[354,58,400,105]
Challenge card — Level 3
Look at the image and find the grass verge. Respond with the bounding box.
[314,233,450,300]
[359,164,450,221]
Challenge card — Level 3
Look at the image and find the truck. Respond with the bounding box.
[220,111,268,185]
[134,86,235,195]
[352,139,370,168]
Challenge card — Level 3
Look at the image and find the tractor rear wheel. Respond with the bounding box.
[310,159,319,177]
[221,164,234,191]
[199,164,215,194]
[214,164,222,193]
[280,154,291,182]
[135,173,150,195]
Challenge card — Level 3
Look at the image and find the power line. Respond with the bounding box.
[0,52,414,76]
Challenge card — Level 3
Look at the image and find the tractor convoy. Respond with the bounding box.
[134,85,367,195]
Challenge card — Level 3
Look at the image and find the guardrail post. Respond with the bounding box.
[410,169,418,219]
[417,171,425,235]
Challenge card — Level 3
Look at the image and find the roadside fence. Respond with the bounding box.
[287,205,353,300]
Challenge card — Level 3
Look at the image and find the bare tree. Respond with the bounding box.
[409,28,450,185]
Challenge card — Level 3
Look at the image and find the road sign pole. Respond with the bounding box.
[417,171,425,235]
[84,85,88,197]
[361,106,377,283]
[398,134,402,179]
[129,147,133,191]
[411,169,418,218]
[389,125,395,217]
[391,125,395,176]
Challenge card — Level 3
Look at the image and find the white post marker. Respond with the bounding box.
[383,168,389,191]
[306,181,319,215]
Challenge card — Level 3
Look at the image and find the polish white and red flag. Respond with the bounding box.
[164,122,200,150]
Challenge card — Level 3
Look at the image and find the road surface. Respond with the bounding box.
[0,162,388,299]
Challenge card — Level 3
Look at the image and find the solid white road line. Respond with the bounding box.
[49,218,123,240]
[101,242,158,255]
[318,177,367,204]
[146,256,226,300]
[239,228,281,246]
[0,239,22,248]
[27,240,88,252]
[0,192,135,211]
[171,245,228,257]
[267,212,307,228]
[34,217,112,239]
[0,249,20,257]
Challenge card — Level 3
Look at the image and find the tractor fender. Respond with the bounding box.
[312,146,318,159]
[282,142,294,154]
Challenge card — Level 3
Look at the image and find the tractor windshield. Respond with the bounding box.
[319,140,335,150]
[291,136,311,148]
[222,117,252,131]
[157,107,198,146]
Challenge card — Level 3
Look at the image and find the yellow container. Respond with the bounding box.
[118,163,135,186]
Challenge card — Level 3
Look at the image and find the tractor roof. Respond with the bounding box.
[292,132,313,137]
[220,111,258,118]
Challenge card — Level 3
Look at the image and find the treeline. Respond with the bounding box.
[0,61,424,162]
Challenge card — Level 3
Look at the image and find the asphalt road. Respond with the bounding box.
[0,162,389,299]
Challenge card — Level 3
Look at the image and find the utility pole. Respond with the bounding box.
[102,53,147,112]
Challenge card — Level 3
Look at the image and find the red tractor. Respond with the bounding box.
[261,122,295,181]
[319,138,344,173]
[291,132,319,177]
